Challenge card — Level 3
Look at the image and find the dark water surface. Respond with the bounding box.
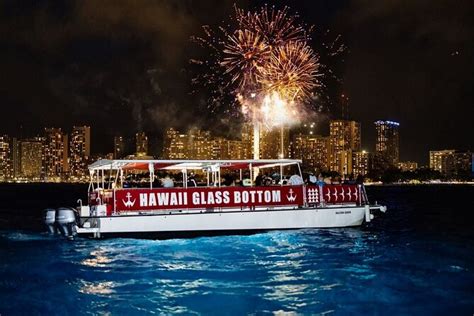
[0,184,473,315]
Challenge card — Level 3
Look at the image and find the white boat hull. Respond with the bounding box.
[77,205,368,238]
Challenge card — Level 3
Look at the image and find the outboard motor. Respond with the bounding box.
[56,207,78,239]
[44,208,57,234]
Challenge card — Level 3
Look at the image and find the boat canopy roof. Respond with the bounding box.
[88,159,302,172]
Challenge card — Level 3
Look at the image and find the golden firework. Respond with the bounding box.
[258,41,320,101]
[220,29,269,91]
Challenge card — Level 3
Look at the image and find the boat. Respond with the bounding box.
[44,159,387,239]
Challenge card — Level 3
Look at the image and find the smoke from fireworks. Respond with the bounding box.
[192,5,331,129]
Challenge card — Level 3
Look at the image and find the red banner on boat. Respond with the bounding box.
[306,185,360,204]
[114,186,304,211]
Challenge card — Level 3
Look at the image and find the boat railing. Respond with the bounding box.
[87,183,366,216]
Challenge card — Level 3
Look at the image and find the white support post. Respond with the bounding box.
[148,163,154,189]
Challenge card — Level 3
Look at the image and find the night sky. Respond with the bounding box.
[0,0,473,164]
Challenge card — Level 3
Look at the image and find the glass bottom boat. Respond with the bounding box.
[44,159,387,239]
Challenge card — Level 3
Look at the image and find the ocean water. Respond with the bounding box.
[0,184,473,315]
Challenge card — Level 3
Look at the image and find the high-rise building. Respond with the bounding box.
[11,137,21,178]
[70,126,91,178]
[164,128,187,159]
[398,161,418,172]
[375,120,400,168]
[114,136,125,159]
[20,138,44,179]
[260,127,290,159]
[352,151,370,177]
[292,133,330,171]
[44,128,66,179]
[329,120,361,174]
[430,150,472,177]
[187,129,212,159]
[240,123,254,159]
[0,135,11,181]
[227,140,245,160]
[136,132,148,155]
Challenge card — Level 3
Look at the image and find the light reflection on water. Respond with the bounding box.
[1,226,474,315]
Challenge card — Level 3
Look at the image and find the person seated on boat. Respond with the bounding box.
[187,173,197,187]
[262,177,270,186]
[288,174,304,185]
[331,176,341,184]
[152,175,162,188]
[255,174,263,186]
[316,174,326,186]
[162,175,174,188]
[344,174,356,184]
[242,178,252,187]
[222,174,235,186]
[308,173,318,185]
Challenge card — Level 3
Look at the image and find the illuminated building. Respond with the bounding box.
[375,120,400,168]
[0,135,11,180]
[11,137,21,179]
[227,140,245,160]
[398,161,418,172]
[240,123,254,159]
[430,150,472,177]
[429,150,455,174]
[329,120,361,174]
[352,151,370,177]
[164,128,187,159]
[260,127,290,159]
[70,126,90,178]
[211,138,245,160]
[114,136,125,159]
[20,138,44,179]
[187,129,212,159]
[44,128,67,179]
[292,133,329,171]
[211,137,228,160]
[136,132,148,155]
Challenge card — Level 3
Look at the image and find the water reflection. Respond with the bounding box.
[79,280,116,295]
[80,247,113,267]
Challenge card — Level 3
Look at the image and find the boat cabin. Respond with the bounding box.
[85,159,366,217]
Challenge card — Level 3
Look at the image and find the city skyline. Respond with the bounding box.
[0,1,473,165]
[1,118,472,182]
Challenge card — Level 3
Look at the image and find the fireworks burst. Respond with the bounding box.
[258,41,320,101]
[191,5,343,130]
[221,29,268,90]
[235,5,311,49]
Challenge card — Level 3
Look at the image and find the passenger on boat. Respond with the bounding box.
[263,176,273,186]
[317,174,326,186]
[289,174,304,185]
[162,175,174,188]
[187,173,197,187]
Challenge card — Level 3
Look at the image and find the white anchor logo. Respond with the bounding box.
[122,192,136,208]
[287,189,297,202]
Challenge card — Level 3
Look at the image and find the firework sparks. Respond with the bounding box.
[260,91,301,129]
[258,41,320,101]
[235,5,311,48]
[221,29,268,90]
[191,4,333,131]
